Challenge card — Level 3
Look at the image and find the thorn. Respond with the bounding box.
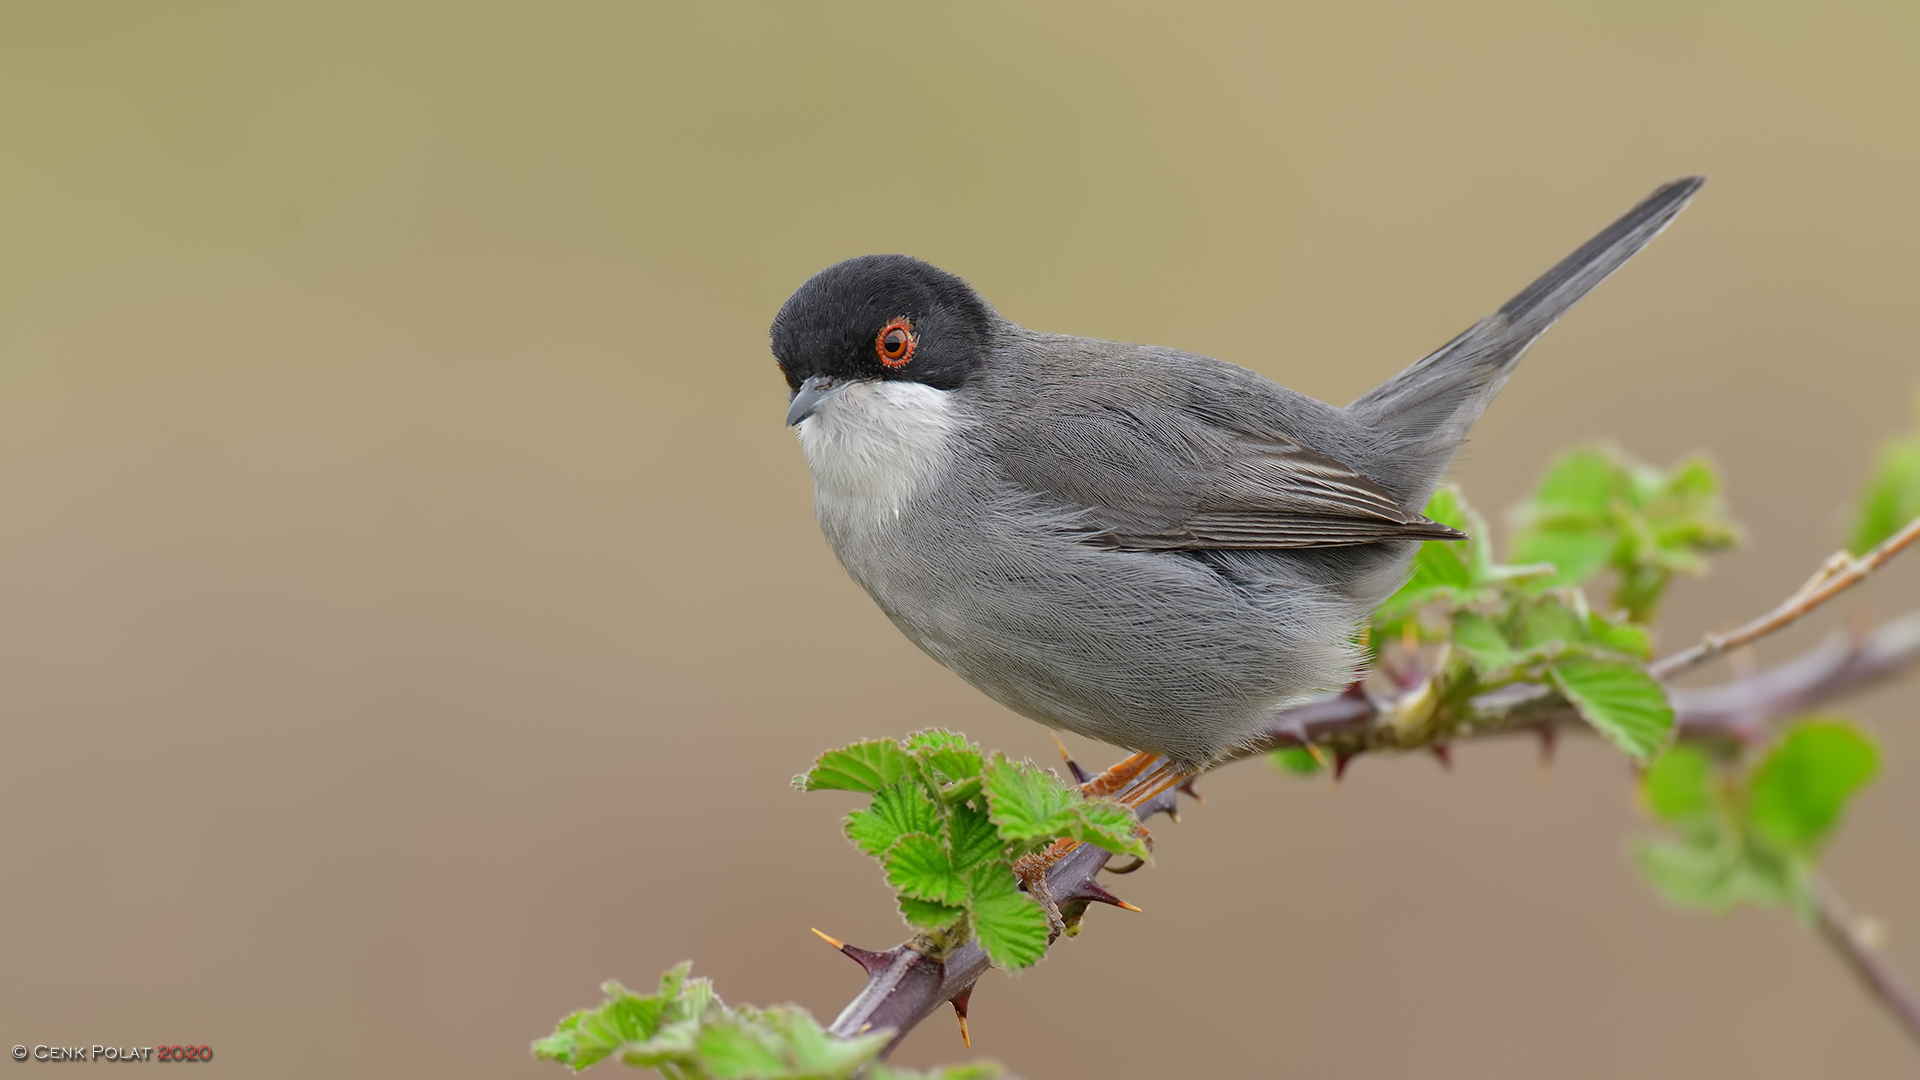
[1430,744,1453,771]
[1331,751,1355,785]
[1068,878,1143,912]
[951,986,973,1049]
[1048,731,1091,784]
[813,929,893,976]
[1103,855,1147,875]
[1537,725,1558,780]
[1177,777,1204,804]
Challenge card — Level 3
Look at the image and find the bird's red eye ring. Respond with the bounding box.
[876,318,916,367]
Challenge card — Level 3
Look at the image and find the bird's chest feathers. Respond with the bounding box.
[795,381,962,543]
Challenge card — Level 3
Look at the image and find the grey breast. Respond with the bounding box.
[833,327,1404,769]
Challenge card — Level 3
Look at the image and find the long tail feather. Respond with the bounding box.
[1349,177,1704,506]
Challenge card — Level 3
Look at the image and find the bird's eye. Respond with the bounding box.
[875,318,916,367]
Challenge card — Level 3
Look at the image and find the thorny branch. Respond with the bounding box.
[820,610,1920,1060]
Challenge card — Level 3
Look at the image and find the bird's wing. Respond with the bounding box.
[993,385,1463,551]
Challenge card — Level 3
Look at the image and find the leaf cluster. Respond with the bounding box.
[797,730,1145,969]
[534,962,1006,1079]
[1636,720,1880,914]
[1508,446,1740,622]
[1366,462,1717,760]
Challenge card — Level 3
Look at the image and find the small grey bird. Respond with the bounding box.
[771,178,1702,794]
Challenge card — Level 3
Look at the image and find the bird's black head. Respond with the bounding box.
[770,255,995,395]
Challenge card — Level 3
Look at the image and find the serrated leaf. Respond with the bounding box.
[537,966,905,1080]
[981,755,1079,842]
[897,896,966,930]
[1641,745,1715,826]
[1747,719,1880,854]
[946,803,1004,875]
[1551,658,1673,760]
[845,780,943,858]
[981,755,1147,858]
[906,729,984,782]
[968,865,1050,969]
[1072,798,1150,859]
[800,739,915,794]
[884,833,968,906]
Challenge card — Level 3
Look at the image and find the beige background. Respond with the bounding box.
[2,3,1917,1077]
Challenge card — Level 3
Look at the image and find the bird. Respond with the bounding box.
[769,178,1703,807]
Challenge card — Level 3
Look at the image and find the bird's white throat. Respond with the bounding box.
[795,380,961,522]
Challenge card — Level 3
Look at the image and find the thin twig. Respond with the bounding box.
[1810,873,1920,1047]
[1650,514,1920,681]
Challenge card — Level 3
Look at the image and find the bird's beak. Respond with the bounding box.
[786,374,845,427]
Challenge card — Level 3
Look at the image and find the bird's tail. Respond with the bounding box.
[1348,176,1704,507]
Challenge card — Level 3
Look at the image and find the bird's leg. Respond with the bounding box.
[1075,751,1161,800]
[1012,749,1194,932]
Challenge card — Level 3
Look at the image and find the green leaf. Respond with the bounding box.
[1747,719,1880,854]
[946,803,1004,875]
[1451,610,1518,674]
[533,979,668,1069]
[907,729,984,783]
[536,965,935,1080]
[1634,835,1798,913]
[1550,658,1673,760]
[981,755,1080,843]
[1510,526,1615,587]
[884,833,968,906]
[1073,798,1150,859]
[799,739,915,794]
[1509,446,1738,620]
[1528,446,1620,517]
[1586,610,1653,660]
[897,896,966,931]
[694,1019,789,1078]
[1269,746,1324,775]
[1640,745,1715,826]
[845,780,944,858]
[1514,593,1588,654]
[1376,486,1478,617]
[968,864,1050,969]
[872,1063,1008,1080]
[980,755,1147,858]
[1848,410,1920,554]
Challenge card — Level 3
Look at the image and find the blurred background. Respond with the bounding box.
[2,2,1916,1077]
